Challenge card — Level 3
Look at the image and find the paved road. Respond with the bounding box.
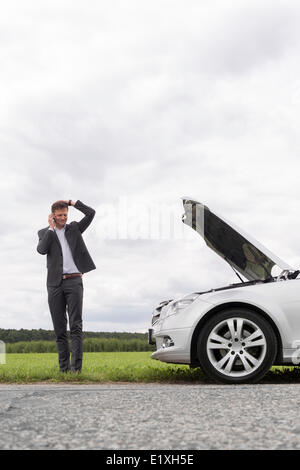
[0,383,299,450]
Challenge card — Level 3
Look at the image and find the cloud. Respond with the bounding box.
[1,0,300,332]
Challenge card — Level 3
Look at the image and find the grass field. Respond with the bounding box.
[0,352,300,384]
[0,352,205,384]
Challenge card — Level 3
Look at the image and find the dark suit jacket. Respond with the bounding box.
[37,200,96,286]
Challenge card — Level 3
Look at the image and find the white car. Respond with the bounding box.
[149,198,300,384]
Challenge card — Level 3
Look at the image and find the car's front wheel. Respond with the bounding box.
[197,308,277,384]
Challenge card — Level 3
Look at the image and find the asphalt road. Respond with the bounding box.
[0,383,299,450]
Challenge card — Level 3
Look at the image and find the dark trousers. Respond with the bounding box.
[47,277,84,372]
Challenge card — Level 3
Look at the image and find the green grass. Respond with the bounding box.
[0,352,205,384]
[0,352,300,384]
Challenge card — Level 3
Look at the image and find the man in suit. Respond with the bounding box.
[37,199,96,373]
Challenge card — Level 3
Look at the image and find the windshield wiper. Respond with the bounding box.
[289,270,300,279]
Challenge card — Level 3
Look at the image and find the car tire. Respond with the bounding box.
[197,308,277,384]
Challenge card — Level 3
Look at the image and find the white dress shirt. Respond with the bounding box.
[50,225,80,274]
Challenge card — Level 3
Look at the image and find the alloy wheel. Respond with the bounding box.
[206,317,267,377]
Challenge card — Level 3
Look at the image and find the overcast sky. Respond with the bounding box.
[1,0,300,333]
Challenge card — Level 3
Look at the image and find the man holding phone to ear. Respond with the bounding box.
[37,199,96,373]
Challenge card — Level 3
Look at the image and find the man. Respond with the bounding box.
[37,199,96,373]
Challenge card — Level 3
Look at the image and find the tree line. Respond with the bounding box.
[0,328,149,343]
[5,338,155,353]
[0,329,155,353]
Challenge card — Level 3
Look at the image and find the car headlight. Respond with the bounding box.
[164,293,199,318]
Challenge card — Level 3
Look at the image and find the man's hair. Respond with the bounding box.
[51,200,68,213]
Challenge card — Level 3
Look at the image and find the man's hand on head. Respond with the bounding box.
[63,200,75,207]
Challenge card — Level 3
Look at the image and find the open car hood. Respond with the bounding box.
[182,198,294,281]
